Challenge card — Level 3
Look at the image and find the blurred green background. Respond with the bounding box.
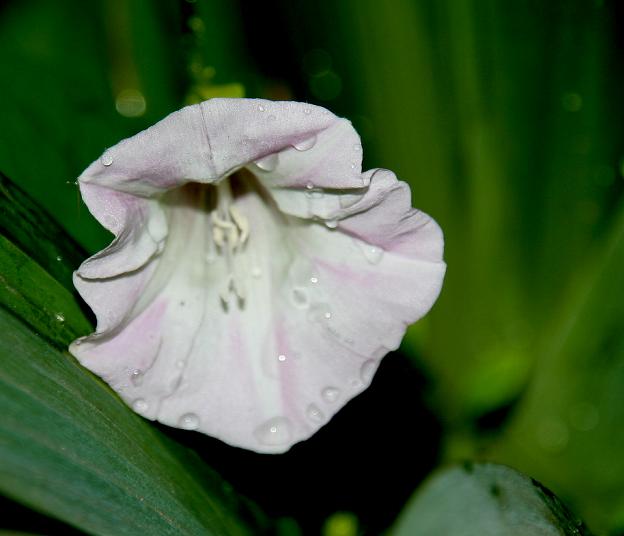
[1,0,624,534]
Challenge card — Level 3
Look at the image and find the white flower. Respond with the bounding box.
[70,99,445,453]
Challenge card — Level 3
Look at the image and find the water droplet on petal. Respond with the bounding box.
[258,103,266,112]
[354,240,384,264]
[292,287,310,308]
[133,399,148,412]
[54,312,65,322]
[254,416,293,446]
[307,303,333,324]
[303,107,311,115]
[310,276,319,284]
[305,182,314,190]
[322,387,340,403]
[178,413,200,430]
[277,353,287,362]
[130,369,143,386]
[101,153,113,166]
[325,219,338,229]
[255,153,279,171]
[294,135,317,151]
[307,404,325,423]
[350,162,357,169]
[360,360,377,383]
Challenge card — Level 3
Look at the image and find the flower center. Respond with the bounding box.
[209,179,250,304]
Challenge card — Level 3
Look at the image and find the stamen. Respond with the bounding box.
[209,179,251,304]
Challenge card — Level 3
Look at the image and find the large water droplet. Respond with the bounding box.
[306,404,325,423]
[178,413,200,430]
[130,369,143,386]
[255,153,279,172]
[291,287,310,308]
[294,135,317,152]
[132,399,148,413]
[101,153,114,166]
[254,416,293,446]
[322,387,340,403]
[360,360,377,384]
[354,240,384,264]
[325,219,338,229]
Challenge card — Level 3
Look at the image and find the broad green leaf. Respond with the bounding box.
[392,463,590,536]
[0,171,87,293]
[0,235,91,348]
[0,307,257,535]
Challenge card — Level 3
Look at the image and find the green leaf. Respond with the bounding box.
[0,234,91,348]
[0,171,87,294]
[392,463,590,536]
[0,305,257,535]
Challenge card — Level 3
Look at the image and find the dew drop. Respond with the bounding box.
[305,182,314,190]
[322,387,340,403]
[310,276,319,284]
[258,103,266,112]
[291,286,310,308]
[255,153,279,172]
[350,162,357,170]
[354,240,384,264]
[306,404,325,423]
[132,399,148,413]
[360,359,377,383]
[178,413,200,430]
[277,354,287,362]
[130,369,143,386]
[55,255,63,262]
[254,416,293,446]
[307,303,333,324]
[54,312,65,322]
[324,219,338,229]
[294,135,317,152]
[101,153,114,166]
[303,107,311,115]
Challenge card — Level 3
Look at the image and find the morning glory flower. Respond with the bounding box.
[70,98,445,453]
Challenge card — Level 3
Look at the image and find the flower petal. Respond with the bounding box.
[71,167,444,453]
